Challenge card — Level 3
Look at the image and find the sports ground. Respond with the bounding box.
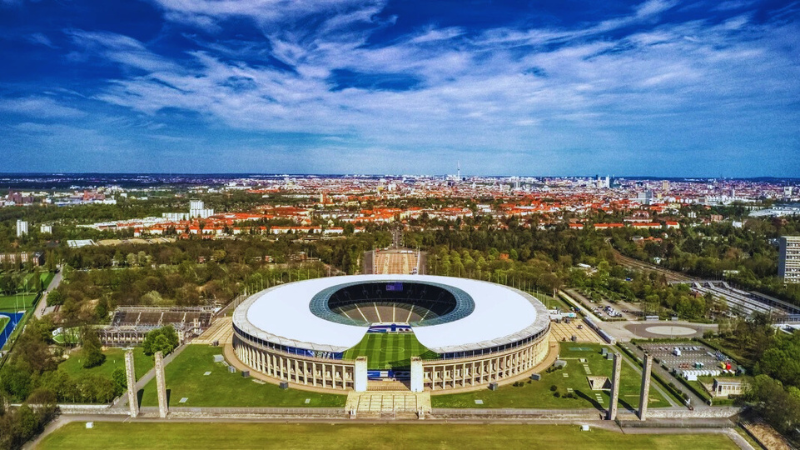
[38,422,739,450]
[0,293,37,312]
[342,332,438,369]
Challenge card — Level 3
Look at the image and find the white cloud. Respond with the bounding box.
[26,32,56,48]
[44,0,800,175]
[0,97,87,119]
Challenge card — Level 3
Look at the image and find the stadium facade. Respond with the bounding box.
[232,275,550,393]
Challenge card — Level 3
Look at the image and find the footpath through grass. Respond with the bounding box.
[342,332,438,369]
[139,345,346,408]
[39,422,739,450]
[59,347,153,381]
[432,342,670,409]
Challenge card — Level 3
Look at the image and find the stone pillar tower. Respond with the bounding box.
[638,353,653,421]
[410,357,423,393]
[607,352,621,421]
[354,357,368,393]
[155,351,168,418]
[124,350,138,418]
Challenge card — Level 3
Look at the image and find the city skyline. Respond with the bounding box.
[1,0,798,176]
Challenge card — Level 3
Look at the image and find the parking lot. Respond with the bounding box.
[639,342,738,373]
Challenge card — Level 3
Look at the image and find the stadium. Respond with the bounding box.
[232,274,551,393]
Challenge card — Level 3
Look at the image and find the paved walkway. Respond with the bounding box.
[617,349,680,408]
[550,319,604,343]
[346,391,431,416]
[193,317,232,345]
[34,267,63,319]
[625,344,709,409]
[114,344,189,409]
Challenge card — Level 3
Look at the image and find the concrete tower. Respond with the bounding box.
[638,353,653,420]
[354,357,368,393]
[607,352,621,421]
[124,350,138,418]
[410,357,424,393]
[155,351,168,418]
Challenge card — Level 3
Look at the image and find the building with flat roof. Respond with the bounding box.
[779,236,800,284]
[16,220,28,237]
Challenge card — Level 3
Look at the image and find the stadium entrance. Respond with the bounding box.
[326,282,446,387]
[343,323,437,388]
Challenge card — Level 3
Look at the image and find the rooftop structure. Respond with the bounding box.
[232,275,551,392]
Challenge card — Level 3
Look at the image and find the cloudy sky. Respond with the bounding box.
[0,0,798,176]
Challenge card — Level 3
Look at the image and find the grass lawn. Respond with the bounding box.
[0,316,8,335]
[39,422,739,450]
[52,327,81,345]
[59,347,153,381]
[0,293,37,312]
[139,345,346,408]
[342,332,438,369]
[532,291,571,310]
[432,343,670,409]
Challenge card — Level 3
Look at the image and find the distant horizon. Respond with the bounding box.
[0,172,799,181]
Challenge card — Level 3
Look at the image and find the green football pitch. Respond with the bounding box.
[342,332,438,369]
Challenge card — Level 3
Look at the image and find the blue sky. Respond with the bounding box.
[0,0,798,176]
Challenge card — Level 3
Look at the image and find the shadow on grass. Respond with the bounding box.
[575,389,605,412]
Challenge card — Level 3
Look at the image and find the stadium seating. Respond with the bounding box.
[327,282,455,325]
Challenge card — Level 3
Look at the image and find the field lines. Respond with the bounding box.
[0,293,38,312]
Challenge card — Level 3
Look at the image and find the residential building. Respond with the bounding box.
[779,236,800,283]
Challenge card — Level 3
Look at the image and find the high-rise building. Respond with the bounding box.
[40,224,53,234]
[785,186,794,198]
[662,180,669,192]
[189,200,214,219]
[779,236,800,284]
[16,220,28,237]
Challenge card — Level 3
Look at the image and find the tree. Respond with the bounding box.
[81,328,106,369]
[142,326,179,356]
[112,368,127,397]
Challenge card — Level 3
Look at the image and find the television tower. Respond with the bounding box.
[457,161,461,181]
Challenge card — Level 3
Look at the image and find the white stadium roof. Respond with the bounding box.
[233,274,549,354]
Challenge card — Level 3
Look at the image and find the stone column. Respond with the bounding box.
[124,350,138,418]
[607,352,621,421]
[155,351,168,418]
[354,357,368,392]
[410,357,424,393]
[638,353,653,421]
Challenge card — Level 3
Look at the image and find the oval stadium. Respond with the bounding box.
[232,274,551,393]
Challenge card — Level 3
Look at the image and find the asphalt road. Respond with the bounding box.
[34,267,63,319]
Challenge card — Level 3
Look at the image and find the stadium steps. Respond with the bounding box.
[193,317,233,345]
